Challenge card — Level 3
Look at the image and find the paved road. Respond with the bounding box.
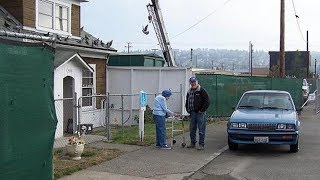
[189,105,320,180]
[60,121,228,180]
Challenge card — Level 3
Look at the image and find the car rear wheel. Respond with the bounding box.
[290,140,299,153]
[228,138,238,151]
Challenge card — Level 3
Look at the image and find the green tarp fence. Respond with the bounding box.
[0,38,57,180]
[197,74,303,117]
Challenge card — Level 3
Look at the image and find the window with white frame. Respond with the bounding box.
[55,4,69,32]
[38,0,54,29]
[82,64,96,107]
[37,0,70,34]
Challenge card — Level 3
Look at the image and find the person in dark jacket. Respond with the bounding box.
[185,77,210,150]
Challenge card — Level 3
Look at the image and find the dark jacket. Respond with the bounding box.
[185,85,210,113]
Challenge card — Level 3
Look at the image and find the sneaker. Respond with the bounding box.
[160,145,171,150]
[155,144,160,148]
[187,144,196,148]
[197,144,204,150]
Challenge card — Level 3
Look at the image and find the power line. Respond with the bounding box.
[291,0,306,42]
[171,0,232,39]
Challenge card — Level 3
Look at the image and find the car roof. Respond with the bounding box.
[244,90,290,95]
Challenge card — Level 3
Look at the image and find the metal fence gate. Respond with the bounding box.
[54,94,78,140]
[77,94,109,138]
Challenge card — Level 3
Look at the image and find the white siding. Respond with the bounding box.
[106,67,193,126]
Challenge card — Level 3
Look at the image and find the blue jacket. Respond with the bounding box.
[153,95,174,117]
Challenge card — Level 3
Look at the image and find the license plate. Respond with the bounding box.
[254,137,269,144]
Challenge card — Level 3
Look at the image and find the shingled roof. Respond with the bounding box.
[0,5,116,52]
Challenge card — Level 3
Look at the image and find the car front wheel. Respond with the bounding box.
[290,140,299,153]
[228,137,238,151]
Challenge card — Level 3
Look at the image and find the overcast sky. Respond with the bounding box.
[81,0,320,52]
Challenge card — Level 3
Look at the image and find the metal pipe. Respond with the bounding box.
[106,93,111,141]
[0,30,55,42]
[121,95,124,138]
[77,96,82,134]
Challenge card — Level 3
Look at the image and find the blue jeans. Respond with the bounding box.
[190,111,206,145]
[153,115,167,147]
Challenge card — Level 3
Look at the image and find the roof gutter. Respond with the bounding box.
[0,30,55,42]
[56,43,117,54]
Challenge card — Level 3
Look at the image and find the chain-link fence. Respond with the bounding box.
[54,90,184,146]
[197,74,303,116]
[105,90,183,143]
[54,98,76,136]
[54,97,78,148]
[78,95,108,134]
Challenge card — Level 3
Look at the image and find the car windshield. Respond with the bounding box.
[238,92,294,110]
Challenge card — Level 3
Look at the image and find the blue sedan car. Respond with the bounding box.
[227,90,301,153]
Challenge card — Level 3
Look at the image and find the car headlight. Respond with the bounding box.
[277,124,286,129]
[277,124,295,130]
[286,124,295,130]
[231,123,239,128]
[230,123,247,129]
[239,123,247,128]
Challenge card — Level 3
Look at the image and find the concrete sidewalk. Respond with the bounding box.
[59,121,228,180]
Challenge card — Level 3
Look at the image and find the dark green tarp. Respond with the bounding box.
[0,38,57,180]
[197,74,303,117]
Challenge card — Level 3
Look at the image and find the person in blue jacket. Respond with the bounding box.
[153,90,177,149]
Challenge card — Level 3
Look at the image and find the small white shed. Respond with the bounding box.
[54,52,94,138]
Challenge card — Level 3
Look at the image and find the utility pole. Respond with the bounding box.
[249,41,250,74]
[279,0,285,78]
[251,43,253,76]
[195,55,198,68]
[190,48,193,67]
[125,42,132,53]
[307,31,310,78]
[212,60,214,70]
[249,41,253,76]
[315,59,317,78]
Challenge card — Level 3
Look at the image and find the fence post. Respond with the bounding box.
[73,92,78,134]
[215,75,218,116]
[180,84,184,115]
[121,95,124,138]
[105,93,112,141]
[316,80,320,114]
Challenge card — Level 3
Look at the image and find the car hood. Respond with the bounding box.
[230,109,298,124]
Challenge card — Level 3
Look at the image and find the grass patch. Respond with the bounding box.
[53,147,123,179]
[92,118,223,146]
[111,121,191,146]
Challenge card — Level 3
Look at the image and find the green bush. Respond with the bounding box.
[144,105,154,124]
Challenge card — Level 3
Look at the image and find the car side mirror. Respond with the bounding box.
[296,107,303,112]
[232,106,236,110]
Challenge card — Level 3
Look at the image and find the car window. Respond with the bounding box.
[238,94,264,108]
[238,93,294,110]
[265,94,294,110]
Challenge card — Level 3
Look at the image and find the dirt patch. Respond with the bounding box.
[53,146,123,179]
